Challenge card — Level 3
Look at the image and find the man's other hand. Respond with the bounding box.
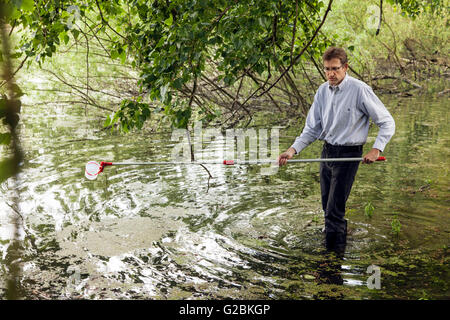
[277,148,296,166]
[363,148,381,164]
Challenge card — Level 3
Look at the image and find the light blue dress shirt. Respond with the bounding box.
[291,74,395,153]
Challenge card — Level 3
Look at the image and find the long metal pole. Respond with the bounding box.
[109,157,385,166]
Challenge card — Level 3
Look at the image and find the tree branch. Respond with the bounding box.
[256,0,333,98]
[376,0,383,36]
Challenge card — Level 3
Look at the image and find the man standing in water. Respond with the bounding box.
[278,47,395,255]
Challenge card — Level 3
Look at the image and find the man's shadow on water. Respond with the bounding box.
[316,253,345,286]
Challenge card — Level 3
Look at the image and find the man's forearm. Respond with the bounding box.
[286,147,297,156]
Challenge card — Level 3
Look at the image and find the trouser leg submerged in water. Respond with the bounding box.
[320,142,362,254]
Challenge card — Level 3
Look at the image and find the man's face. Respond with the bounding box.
[324,58,348,86]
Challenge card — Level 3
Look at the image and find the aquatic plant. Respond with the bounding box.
[391,215,402,235]
[364,202,375,218]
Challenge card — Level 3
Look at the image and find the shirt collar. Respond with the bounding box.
[328,73,349,92]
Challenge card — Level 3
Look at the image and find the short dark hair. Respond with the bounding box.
[323,47,348,65]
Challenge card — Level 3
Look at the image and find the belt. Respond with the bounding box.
[324,141,363,152]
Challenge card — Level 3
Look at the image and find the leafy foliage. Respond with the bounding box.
[124,0,333,129]
[104,98,152,132]
[386,0,446,17]
[2,0,333,129]
[2,0,446,130]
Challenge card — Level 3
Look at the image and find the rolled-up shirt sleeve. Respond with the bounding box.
[291,91,322,154]
[360,86,395,152]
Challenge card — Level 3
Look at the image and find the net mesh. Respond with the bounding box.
[85,161,100,180]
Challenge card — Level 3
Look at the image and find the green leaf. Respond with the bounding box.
[103,114,112,127]
[0,133,11,145]
[172,78,184,90]
[71,29,80,40]
[364,202,374,218]
[160,83,169,102]
[0,157,17,184]
[11,84,24,98]
[20,0,34,12]
[119,50,127,64]
[164,15,173,26]
[110,49,119,59]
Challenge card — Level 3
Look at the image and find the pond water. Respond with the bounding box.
[0,92,448,299]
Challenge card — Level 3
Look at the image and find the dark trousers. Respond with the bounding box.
[320,142,362,235]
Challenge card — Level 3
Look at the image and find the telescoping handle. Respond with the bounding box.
[222,157,386,165]
[97,157,387,168]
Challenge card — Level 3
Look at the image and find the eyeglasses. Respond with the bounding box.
[323,65,344,73]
